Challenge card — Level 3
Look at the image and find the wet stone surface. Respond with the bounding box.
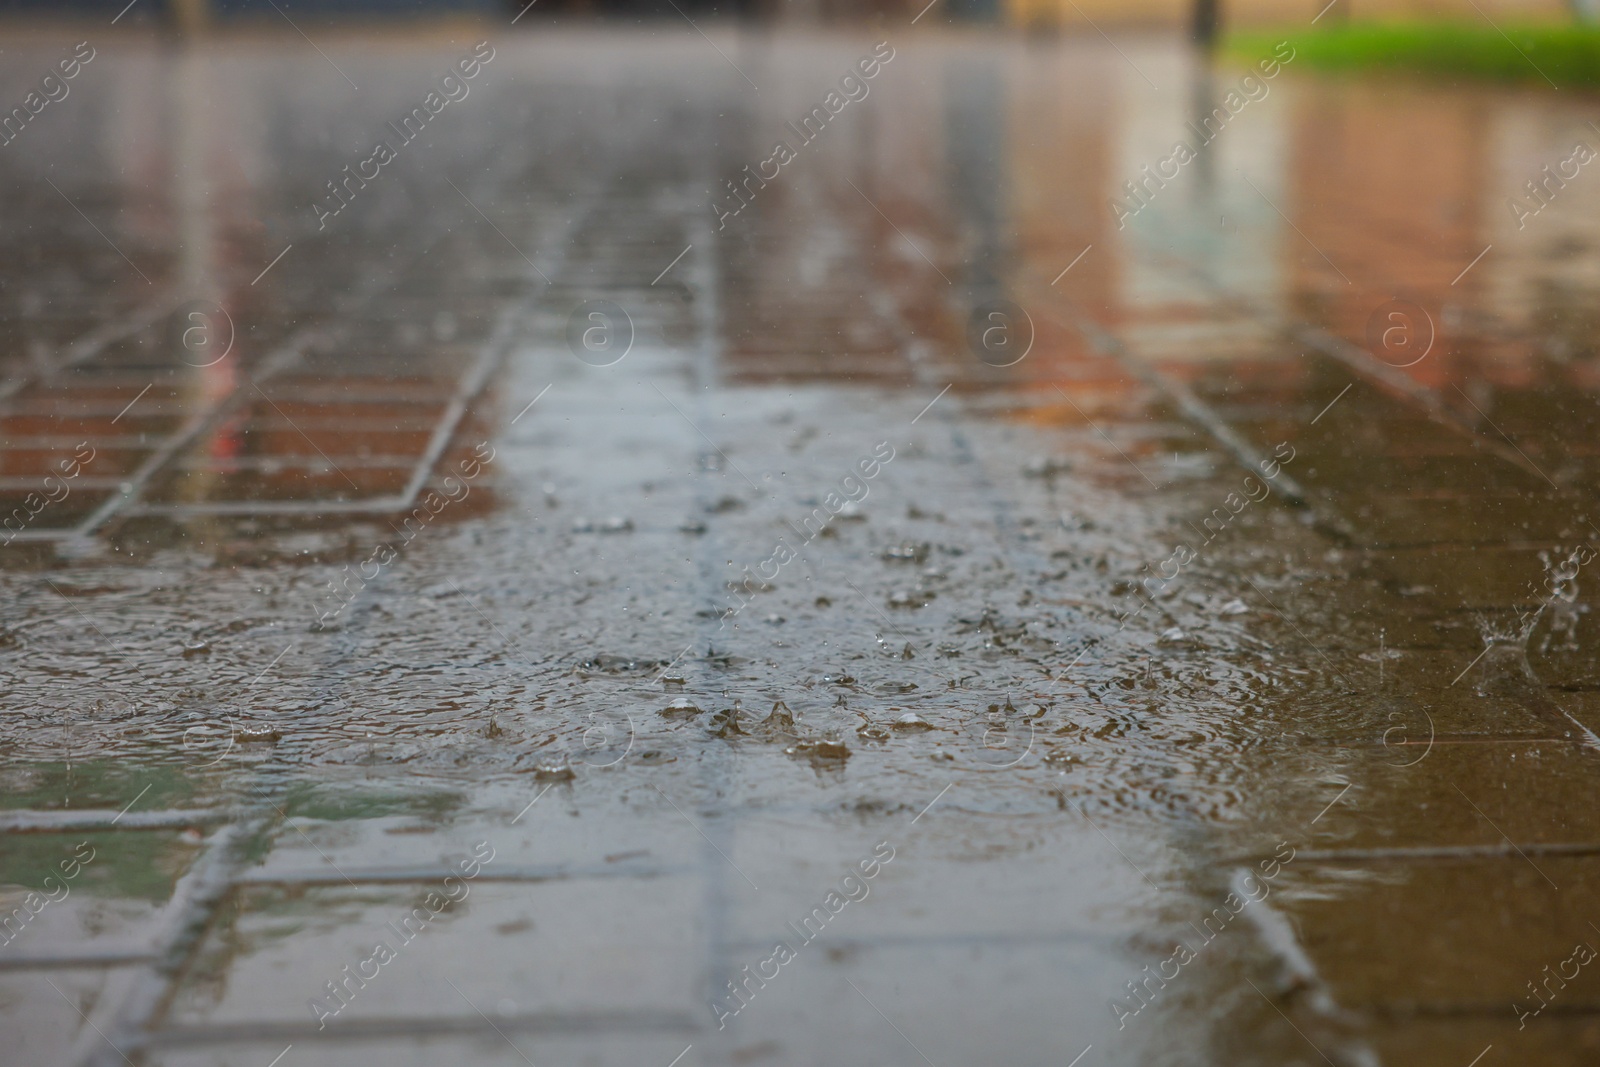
[1,19,1599,1067]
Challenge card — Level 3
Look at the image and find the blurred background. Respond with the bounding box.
[0,0,1589,28]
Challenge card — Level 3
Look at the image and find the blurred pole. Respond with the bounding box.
[171,0,210,37]
[172,46,216,302]
[944,53,1005,300]
[1189,62,1215,201]
[1191,0,1219,49]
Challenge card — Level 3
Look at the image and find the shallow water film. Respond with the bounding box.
[3,5,1600,1067]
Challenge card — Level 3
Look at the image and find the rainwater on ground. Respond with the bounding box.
[2,18,1600,1067]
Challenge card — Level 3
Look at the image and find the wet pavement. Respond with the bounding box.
[3,16,1600,1067]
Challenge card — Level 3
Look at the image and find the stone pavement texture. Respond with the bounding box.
[1,17,1599,1067]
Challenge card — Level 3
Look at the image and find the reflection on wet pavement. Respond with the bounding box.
[3,17,1600,1067]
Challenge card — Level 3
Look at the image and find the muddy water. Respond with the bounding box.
[1,21,1598,1067]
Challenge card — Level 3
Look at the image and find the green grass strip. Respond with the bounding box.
[1227,23,1600,88]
